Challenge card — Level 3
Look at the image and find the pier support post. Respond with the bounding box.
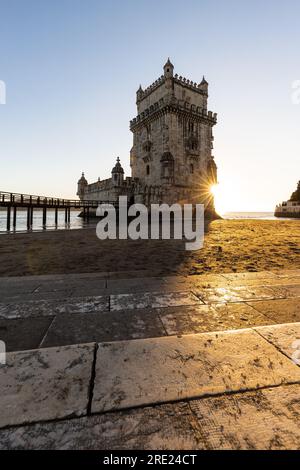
[42,207,47,227]
[27,207,31,230]
[55,208,58,226]
[30,207,33,227]
[13,206,17,230]
[6,206,11,231]
[68,207,71,223]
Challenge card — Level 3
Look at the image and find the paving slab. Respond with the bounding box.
[110,291,201,311]
[0,343,95,428]
[254,323,300,363]
[183,274,228,290]
[158,303,274,336]
[0,272,108,283]
[264,285,298,299]
[273,269,300,278]
[0,290,74,303]
[280,284,300,298]
[0,282,40,297]
[227,278,300,288]
[33,279,106,293]
[106,277,166,294]
[247,298,300,324]
[0,295,109,319]
[189,384,300,450]
[41,310,166,348]
[194,286,277,304]
[107,269,154,279]
[0,317,53,352]
[221,271,279,281]
[0,401,204,450]
[92,329,300,413]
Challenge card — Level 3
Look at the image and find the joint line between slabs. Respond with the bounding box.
[252,327,300,367]
[38,315,56,348]
[87,343,99,415]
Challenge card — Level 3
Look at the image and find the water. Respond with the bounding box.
[222,212,277,220]
[0,209,296,234]
[0,209,96,233]
[222,211,300,220]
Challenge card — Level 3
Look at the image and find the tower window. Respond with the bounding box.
[190,164,194,174]
[146,165,150,175]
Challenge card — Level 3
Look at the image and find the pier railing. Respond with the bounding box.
[0,191,103,208]
[0,191,119,231]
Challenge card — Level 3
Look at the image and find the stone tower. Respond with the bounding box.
[130,59,217,207]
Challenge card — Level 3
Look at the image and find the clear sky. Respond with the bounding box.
[0,0,299,211]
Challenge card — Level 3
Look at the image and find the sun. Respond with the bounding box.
[210,183,230,215]
[210,184,218,197]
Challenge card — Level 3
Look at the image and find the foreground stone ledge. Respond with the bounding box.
[0,402,203,450]
[1,383,300,450]
[189,383,300,450]
[0,343,95,428]
[92,329,300,413]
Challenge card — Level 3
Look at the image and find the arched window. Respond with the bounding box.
[190,164,194,174]
[146,165,150,175]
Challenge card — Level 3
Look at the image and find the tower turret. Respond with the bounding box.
[111,157,124,186]
[198,76,208,95]
[164,58,174,78]
[136,84,144,104]
[77,172,88,199]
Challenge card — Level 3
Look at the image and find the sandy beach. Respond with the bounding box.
[0,219,299,278]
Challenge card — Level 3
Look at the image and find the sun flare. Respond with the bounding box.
[210,183,230,215]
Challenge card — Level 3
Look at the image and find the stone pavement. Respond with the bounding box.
[0,269,300,449]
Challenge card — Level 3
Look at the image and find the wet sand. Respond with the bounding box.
[0,219,299,278]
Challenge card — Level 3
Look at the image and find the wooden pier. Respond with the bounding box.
[0,191,103,231]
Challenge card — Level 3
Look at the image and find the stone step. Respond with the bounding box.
[92,326,300,413]
[2,383,300,450]
[2,298,300,353]
[1,269,300,303]
[1,324,300,429]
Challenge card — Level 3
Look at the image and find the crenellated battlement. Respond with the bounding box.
[137,75,165,102]
[130,97,217,130]
[137,71,208,104]
[173,74,207,94]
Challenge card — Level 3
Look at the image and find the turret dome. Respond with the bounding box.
[111,157,124,174]
[78,172,88,185]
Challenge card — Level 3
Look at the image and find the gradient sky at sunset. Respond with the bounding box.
[0,0,299,211]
